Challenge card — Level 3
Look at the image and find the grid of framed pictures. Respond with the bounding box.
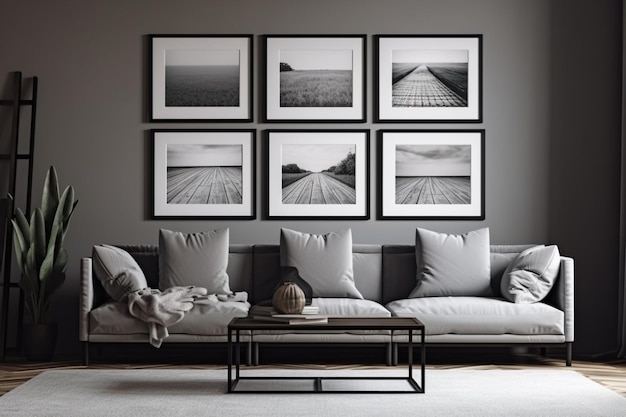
[147,34,485,221]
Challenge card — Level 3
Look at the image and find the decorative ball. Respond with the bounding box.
[272,281,306,314]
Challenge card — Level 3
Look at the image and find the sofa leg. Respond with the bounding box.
[246,340,252,366]
[83,342,89,366]
[386,342,392,366]
[392,343,398,366]
[566,342,573,366]
[253,342,259,366]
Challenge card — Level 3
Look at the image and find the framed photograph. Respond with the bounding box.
[152,130,255,219]
[378,130,485,220]
[264,35,366,122]
[267,130,369,219]
[375,35,482,122]
[150,35,252,122]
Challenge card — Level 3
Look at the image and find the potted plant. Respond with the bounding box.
[11,166,78,361]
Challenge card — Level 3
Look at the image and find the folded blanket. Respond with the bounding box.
[127,287,249,347]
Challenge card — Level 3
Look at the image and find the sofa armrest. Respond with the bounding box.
[79,257,94,342]
[549,256,574,342]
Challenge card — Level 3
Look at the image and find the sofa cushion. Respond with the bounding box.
[410,227,491,298]
[312,298,391,317]
[386,297,564,336]
[158,228,231,294]
[89,299,249,336]
[280,228,363,299]
[501,245,561,303]
[92,245,148,302]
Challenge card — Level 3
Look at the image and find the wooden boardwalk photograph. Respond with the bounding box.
[281,143,356,205]
[392,49,468,108]
[166,144,243,205]
[396,144,471,205]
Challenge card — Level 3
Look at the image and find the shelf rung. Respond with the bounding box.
[0,99,34,105]
[0,154,31,160]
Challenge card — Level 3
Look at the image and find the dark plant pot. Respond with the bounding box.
[23,323,57,362]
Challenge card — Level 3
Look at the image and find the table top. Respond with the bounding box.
[228,316,424,331]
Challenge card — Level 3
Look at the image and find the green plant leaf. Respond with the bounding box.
[41,166,60,240]
[13,208,31,249]
[30,209,46,270]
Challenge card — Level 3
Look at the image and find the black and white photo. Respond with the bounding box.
[150,35,252,121]
[281,144,356,204]
[376,35,482,122]
[378,130,484,219]
[153,130,255,218]
[265,36,366,122]
[267,130,369,219]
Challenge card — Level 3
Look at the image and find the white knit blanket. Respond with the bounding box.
[127,286,248,348]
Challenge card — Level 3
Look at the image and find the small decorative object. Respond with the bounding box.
[279,266,313,305]
[11,166,78,360]
[272,282,306,314]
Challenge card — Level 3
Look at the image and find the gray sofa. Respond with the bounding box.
[79,243,574,366]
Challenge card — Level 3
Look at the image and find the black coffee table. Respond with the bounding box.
[227,317,425,394]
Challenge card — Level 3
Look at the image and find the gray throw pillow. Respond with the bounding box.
[92,244,148,301]
[410,227,491,298]
[500,245,560,303]
[280,228,363,299]
[158,228,231,294]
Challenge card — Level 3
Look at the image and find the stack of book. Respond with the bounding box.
[249,305,328,324]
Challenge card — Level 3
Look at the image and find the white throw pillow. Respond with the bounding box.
[410,227,491,298]
[158,228,231,294]
[500,245,560,303]
[280,228,363,299]
[92,244,148,301]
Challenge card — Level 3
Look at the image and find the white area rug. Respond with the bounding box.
[1,368,626,416]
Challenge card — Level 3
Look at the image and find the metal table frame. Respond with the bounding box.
[227,317,425,394]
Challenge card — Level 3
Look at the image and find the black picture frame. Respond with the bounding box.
[149,35,253,122]
[375,35,483,123]
[264,35,366,123]
[152,129,256,219]
[378,129,485,220]
[266,129,370,219]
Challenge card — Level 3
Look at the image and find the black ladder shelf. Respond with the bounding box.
[0,71,38,360]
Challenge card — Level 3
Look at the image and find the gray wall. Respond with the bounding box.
[0,0,621,357]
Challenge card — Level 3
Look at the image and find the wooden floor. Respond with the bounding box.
[2,354,626,398]
[396,176,471,204]
[282,173,356,204]
[167,167,242,204]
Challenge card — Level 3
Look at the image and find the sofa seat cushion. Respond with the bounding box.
[252,298,391,338]
[385,297,564,336]
[90,300,250,336]
[313,298,391,317]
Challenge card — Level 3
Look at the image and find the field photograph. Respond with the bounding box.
[166,144,243,205]
[391,49,468,108]
[395,144,471,205]
[279,49,353,107]
[165,49,240,107]
[281,144,356,204]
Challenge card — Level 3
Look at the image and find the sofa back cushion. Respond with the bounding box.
[253,244,383,304]
[381,244,538,304]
